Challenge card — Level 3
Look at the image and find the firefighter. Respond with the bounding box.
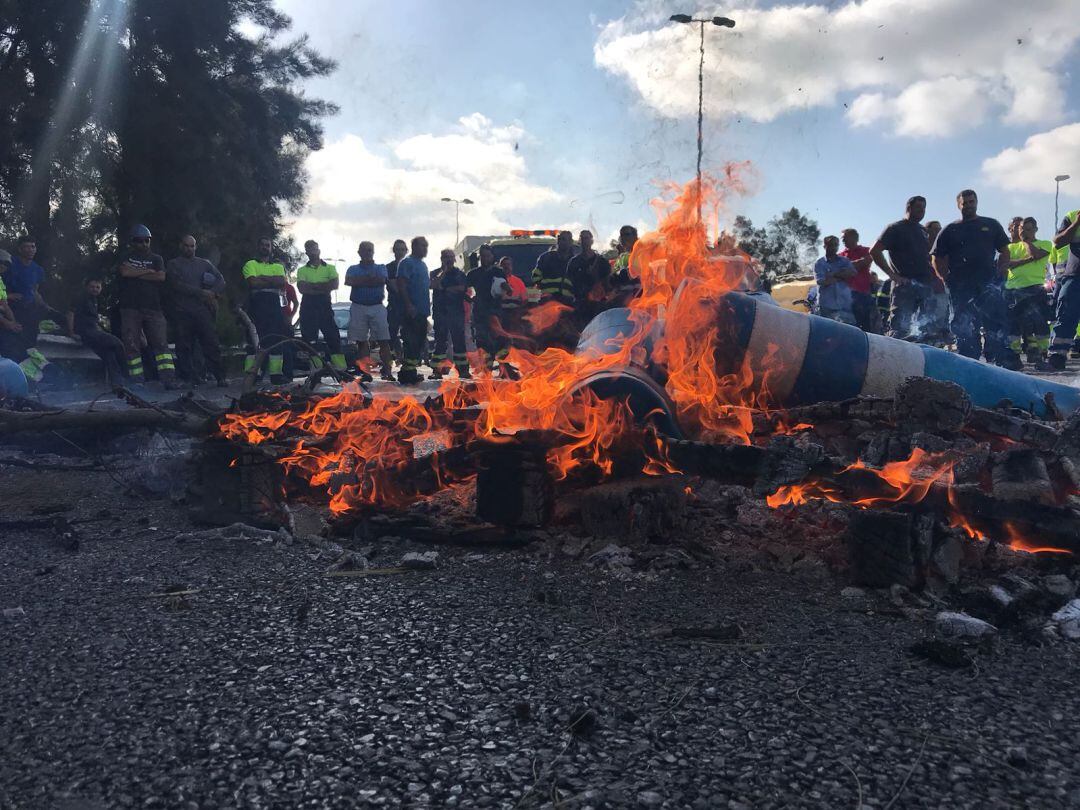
[429,248,470,379]
[242,236,290,384]
[297,239,346,373]
[532,230,576,305]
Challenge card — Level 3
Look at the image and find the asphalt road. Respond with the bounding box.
[1,464,1079,810]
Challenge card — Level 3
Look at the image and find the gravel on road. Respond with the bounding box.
[1,465,1079,809]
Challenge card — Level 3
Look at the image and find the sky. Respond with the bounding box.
[269,0,1080,271]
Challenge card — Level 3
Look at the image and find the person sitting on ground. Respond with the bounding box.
[345,240,396,382]
[67,276,127,387]
[1004,217,1053,367]
[839,228,881,334]
[813,235,857,325]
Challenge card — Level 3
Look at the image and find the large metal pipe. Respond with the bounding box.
[574,292,1080,429]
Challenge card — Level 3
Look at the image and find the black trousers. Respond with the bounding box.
[173,305,223,381]
[432,305,467,371]
[399,314,428,381]
[79,328,127,384]
[299,301,342,355]
[246,293,289,381]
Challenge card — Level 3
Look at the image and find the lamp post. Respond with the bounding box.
[1055,175,1070,230]
[440,197,474,246]
[669,13,735,227]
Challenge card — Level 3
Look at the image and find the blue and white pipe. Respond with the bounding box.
[575,292,1080,423]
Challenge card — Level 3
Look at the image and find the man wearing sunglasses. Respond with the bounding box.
[116,224,179,388]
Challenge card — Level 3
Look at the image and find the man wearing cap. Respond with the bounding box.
[166,235,227,386]
[242,237,290,384]
[297,239,347,374]
[116,225,179,388]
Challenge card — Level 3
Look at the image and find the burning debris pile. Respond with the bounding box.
[207,174,1080,652]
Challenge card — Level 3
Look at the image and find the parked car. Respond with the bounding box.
[292,302,358,374]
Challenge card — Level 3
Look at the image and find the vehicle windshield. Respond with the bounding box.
[490,243,566,287]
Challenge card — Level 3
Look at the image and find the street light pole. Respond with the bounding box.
[670,13,735,228]
[1054,175,1070,231]
[440,197,474,246]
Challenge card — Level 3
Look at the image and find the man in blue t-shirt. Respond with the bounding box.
[6,235,60,360]
[813,235,857,325]
[932,189,1017,368]
[393,236,430,385]
[344,241,394,382]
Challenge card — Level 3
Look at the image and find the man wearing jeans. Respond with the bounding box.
[345,241,394,382]
[840,228,880,333]
[813,236,857,325]
[1048,209,1080,370]
[870,196,948,344]
[932,190,1017,368]
[394,236,430,385]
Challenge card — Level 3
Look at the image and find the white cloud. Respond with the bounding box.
[981,123,1080,195]
[594,0,1079,138]
[288,114,564,264]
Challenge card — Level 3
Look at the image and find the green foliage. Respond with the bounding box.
[0,0,335,311]
[733,208,822,282]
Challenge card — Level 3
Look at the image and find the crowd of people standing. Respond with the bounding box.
[1,188,1079,396]
[813,188,1080,372]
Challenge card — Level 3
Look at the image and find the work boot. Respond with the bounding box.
[1025,350,1043,365]
[456,367,472,380]
[397,369,419,385]
[380,371,397,383]
[428,369,444,381]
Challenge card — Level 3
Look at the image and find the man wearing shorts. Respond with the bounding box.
[344,240,395,382]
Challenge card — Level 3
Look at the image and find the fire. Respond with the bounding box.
[1001,521,1072,555]
[214,168,1067,565]
[846,448,955,507]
